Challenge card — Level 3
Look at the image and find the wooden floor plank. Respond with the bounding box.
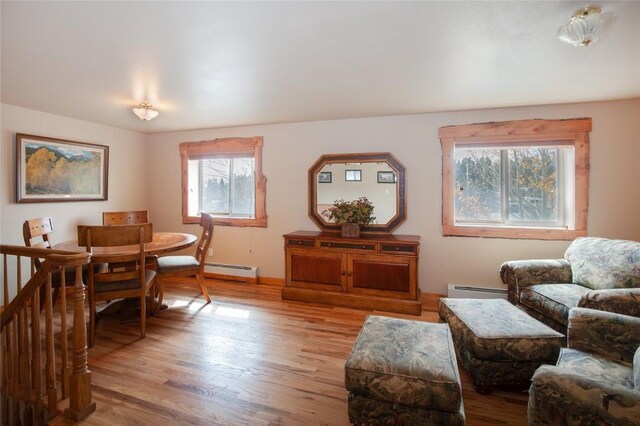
[52,278,528,425]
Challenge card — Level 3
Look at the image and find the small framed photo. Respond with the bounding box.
[377,171,396,184]
[16,133,109,203]
[318,171,332,183]
[345,170,362,181]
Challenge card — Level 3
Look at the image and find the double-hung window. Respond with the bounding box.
[440,118,591,240]
[180,137,267,227]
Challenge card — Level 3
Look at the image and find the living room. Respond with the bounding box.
[1,2,639,425]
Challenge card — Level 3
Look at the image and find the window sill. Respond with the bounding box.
[443,224,586,240]
[183,215,267,228]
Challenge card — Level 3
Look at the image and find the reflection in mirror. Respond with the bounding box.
[308,152,406,234]
[316,162,397,225]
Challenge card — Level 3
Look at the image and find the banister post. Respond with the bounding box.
[64,263,95,420]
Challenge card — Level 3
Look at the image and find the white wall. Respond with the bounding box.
[145,99,640,295]
[2,100,638,300]
[1,104,148,301]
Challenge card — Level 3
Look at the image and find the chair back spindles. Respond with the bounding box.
[1,246,95,424]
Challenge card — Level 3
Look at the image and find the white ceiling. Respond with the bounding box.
[2,1,639,134]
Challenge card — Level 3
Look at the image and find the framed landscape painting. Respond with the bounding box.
[16,133,109,203]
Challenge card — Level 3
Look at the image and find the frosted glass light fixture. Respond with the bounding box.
[132,102,159,121]
[558,6,616,47]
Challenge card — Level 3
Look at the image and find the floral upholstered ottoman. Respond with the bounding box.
[345,315,465,425]
[439,298,564,394]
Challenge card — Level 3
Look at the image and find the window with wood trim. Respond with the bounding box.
[439,118,591,240]
[180,137,267,227]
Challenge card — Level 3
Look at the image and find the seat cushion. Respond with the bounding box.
[345,315,461,411]
[521,284,590,326]
[95,270,156,293]
[565,237,640,290]
[558,348,634,389]
[439,298,563,361]
[157,255,199,274]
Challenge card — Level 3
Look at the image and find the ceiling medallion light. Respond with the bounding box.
[557,6,616,47]
[132,102,159,121]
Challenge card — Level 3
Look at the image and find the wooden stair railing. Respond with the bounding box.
[1,245,96,425]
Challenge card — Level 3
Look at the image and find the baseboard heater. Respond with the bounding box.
[204,263,258,284]
[447,284,508,300]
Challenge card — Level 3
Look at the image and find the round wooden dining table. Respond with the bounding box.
[53,232,198,320]
[53,232,197,255]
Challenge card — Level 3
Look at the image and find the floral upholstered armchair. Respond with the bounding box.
[528,308,640,425]
[500,237,640,334]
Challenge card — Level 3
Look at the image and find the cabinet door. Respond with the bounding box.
[286,248,346,292]
[347,254,417,299]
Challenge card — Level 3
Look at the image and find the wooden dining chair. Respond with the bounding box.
[78,223,157,347]
[102,210,149,225]
[23,217,55,258]
[102,209,157,271]
[156,214,214,308]
[23,217,107,308]
[23,217,61,308]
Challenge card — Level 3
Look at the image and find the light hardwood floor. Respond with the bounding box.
[55,278,528,425]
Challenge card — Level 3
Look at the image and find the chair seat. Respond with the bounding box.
[51,262,108,287]
[157,256,199,274]
[95,270,156,293]
[154,214,214,307]
[521,284,590,326]
[557,348,634,389]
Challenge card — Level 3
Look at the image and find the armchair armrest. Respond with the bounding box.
[578,288,640,317]
[529,365,640,426]
[500,259,572,304]
[568,307,640,363]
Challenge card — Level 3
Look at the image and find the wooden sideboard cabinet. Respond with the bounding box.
[282,231,421,315]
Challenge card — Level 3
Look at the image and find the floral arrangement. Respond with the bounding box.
[326,197,376,225]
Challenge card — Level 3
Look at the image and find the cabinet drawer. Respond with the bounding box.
[380,243,418,255]
[319,241,377,251]
[287,238,315,248]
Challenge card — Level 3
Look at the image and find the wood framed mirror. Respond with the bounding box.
[308,152,406,234]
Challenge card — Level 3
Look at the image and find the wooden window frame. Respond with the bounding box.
[180,136,267,227]
[439,118,591,240]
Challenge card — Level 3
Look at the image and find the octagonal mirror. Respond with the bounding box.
[308,152,406,234]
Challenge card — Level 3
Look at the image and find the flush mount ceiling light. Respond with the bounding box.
[558,6,616,47]
[132,102,159,121]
